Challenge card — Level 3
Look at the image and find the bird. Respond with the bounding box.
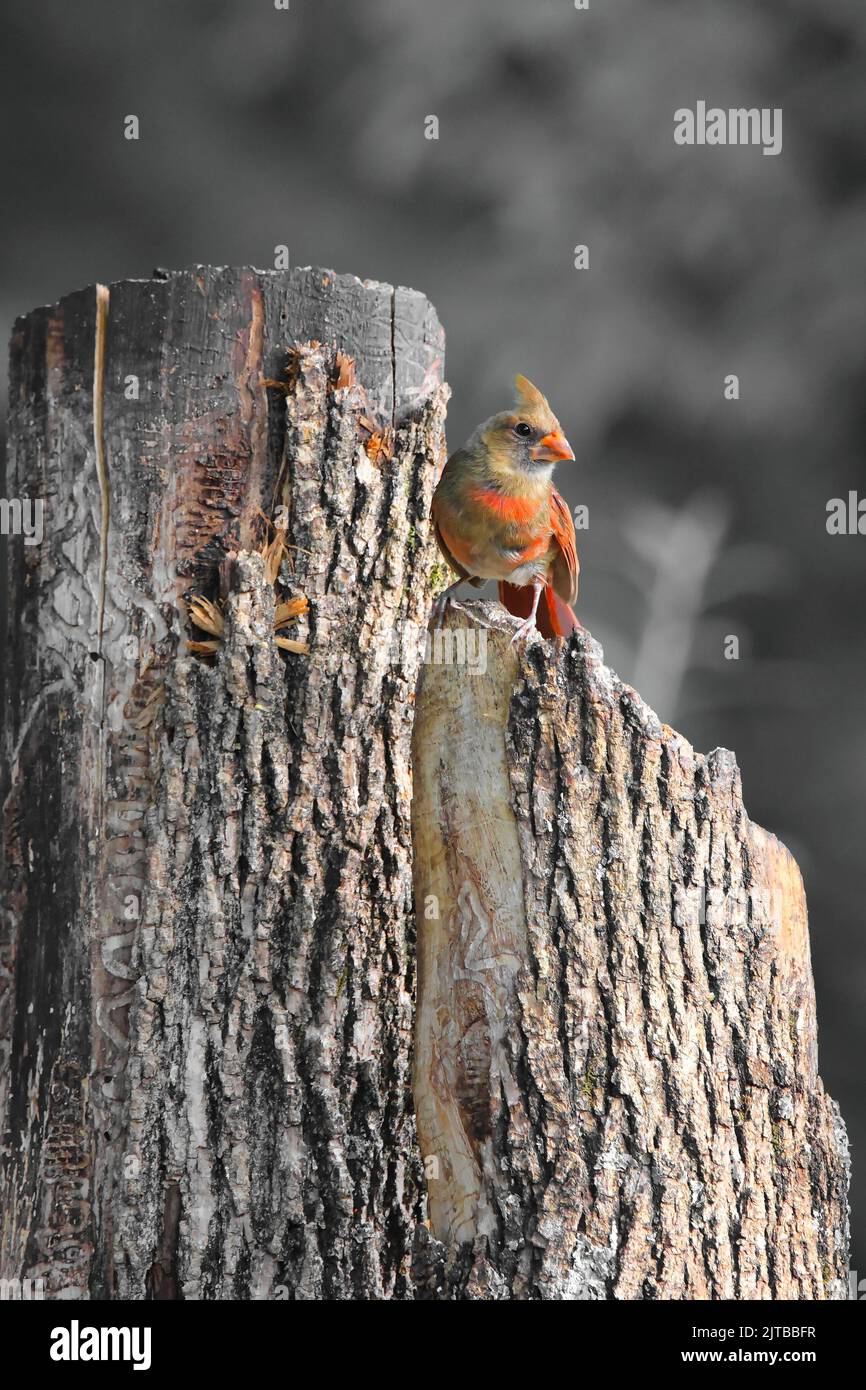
[431,374,580,642]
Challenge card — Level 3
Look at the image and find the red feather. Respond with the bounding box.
[467,486,540,525]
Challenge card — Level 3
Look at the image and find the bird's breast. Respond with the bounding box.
[466,486,543,528]
[433,464,557,581]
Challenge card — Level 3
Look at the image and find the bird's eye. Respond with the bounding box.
[514,422,532,438]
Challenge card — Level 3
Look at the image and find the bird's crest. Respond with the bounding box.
[514,374,555,427]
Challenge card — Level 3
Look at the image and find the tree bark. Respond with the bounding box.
[1,267,849,1302]
[1,266,446,1299]
[412,602,850,1299]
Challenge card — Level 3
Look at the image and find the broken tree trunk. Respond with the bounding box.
[411,602,849,1299]
[1,266,848,1303]
[0,266,447,1299]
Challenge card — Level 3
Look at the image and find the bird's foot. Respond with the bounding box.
[509,614,538,646]
[430,593,451,631]
[430,580,466,631]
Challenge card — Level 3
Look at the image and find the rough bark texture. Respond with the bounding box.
[1,266,447,1299]
[412,602,850,1300]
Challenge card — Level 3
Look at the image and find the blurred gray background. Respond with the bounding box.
[2,0,864,1276]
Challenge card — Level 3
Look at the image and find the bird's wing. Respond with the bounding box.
[550,487,579,605]
[432,461,478,582]
[433,514,470,581]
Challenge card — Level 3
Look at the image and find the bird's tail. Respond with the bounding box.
[498,582,582,639]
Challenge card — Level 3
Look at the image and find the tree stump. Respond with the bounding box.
[1,267,849,1302]
[412,602,850,1299]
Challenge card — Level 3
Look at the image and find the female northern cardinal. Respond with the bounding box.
[431,374,580,641]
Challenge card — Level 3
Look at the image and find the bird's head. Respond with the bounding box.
[471,375,575,479]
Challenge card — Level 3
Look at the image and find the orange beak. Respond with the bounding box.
[531,430,575,463]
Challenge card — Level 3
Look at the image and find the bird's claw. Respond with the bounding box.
[509,616,537,646]
[431,594,451,632]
